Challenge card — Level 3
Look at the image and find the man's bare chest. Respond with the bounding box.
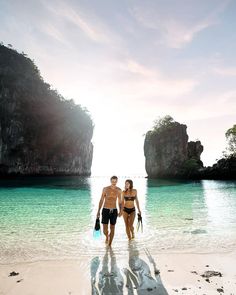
[105,189,118,200]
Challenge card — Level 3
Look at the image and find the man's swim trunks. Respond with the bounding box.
[101,208,118,225]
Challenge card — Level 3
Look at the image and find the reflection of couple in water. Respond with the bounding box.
[91,241,168,295]
[96,176,141,246]
[91,247,123,295]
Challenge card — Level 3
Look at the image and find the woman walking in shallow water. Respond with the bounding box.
[122,179,141,240]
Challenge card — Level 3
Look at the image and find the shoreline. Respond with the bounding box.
[1,174,236,180]
[1,247,235,295]
[1,247,236,266]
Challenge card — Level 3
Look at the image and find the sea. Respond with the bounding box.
[0,176,236,264]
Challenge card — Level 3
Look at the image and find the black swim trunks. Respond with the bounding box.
[123,207,135,215]
[101,208,118,225]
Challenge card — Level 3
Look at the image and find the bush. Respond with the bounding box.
[225,124,236,156]
[151,115,176,134]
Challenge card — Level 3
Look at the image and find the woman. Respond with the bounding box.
[122,179,141,240]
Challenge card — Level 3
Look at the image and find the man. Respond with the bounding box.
[96,175,122,247]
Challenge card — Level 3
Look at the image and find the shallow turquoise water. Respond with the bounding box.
[0,176,236,263]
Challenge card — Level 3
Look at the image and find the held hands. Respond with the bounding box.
[118,211,123,217]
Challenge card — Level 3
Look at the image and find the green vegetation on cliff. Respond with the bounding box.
[150,115,176,134]
[225,124,236,157]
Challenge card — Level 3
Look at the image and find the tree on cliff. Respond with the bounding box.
[152,115,176,133]
[225,124,236,156]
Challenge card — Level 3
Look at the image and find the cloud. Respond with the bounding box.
[41,0,115,44]
[56,7,108,43]
[170,90,236,121]
[40,22,68,45]
[213,66,236,76]
[159,19,214,49]
[131,0,230,48]
[113,59,198,98]
[132,9,215,48]
[62,57,198,106]
[118,59,157,77]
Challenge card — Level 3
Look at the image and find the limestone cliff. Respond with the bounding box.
[144,121,203,178]
[0,45,94,176]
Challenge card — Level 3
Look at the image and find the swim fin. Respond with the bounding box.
[137,213,143,233]
[93,217,101,238]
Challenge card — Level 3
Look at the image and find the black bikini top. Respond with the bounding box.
[124,195,136,201]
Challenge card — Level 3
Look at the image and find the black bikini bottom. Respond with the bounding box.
[123,207,135,215]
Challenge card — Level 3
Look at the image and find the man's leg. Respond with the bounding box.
[108,209,118,246]
[108,224,115,246]
[101,208,109,244]
[103,224,109,244]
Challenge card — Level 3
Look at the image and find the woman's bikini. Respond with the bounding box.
[123,194,136,215]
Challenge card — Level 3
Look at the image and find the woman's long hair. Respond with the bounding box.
[125,179,133,193]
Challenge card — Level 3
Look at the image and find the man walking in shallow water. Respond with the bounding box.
[96,176,122,247]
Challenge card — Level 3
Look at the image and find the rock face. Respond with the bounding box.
[188,141,203,164]
[0,45,94,176]
[188,141,204,167]
[144,122,203,178]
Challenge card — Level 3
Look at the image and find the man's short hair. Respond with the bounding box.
[110,175,118,181]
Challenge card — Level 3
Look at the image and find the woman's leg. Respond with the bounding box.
[123,211,131,240]
[128,211,136,239]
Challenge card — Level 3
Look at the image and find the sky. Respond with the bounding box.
[0,0,236,176]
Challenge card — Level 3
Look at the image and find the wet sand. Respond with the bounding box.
[0,245,235,295]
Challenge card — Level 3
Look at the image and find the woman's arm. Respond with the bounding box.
[135,190,141,214]
[118,189,123,217]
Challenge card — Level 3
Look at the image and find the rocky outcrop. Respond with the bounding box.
[0,44,94,176]
[188,141,203,166]
[144,121,203,178]
[200,156,236,179]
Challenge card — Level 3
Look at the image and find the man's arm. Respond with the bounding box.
[118,188,123,217]
[96,188,106,218]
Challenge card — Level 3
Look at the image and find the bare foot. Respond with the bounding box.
[127,232,131,240]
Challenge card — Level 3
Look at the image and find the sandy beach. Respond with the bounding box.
[0,246,235,295]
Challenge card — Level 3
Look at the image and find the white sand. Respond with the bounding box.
[0,247,235,295]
